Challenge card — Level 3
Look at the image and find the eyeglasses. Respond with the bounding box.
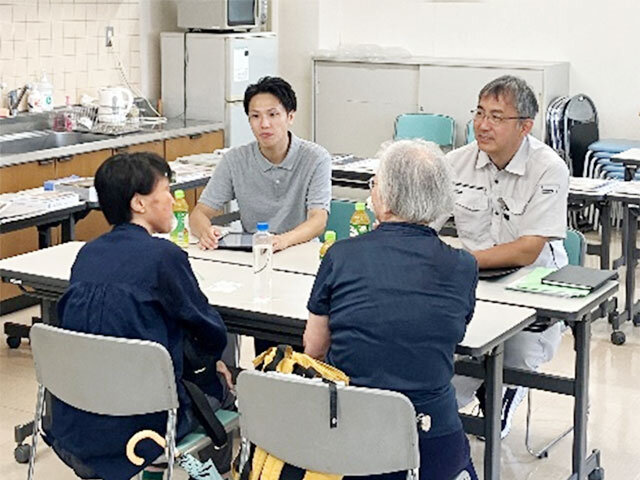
[471,109,529,126]
[368,177,377,189]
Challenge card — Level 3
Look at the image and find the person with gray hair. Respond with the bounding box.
[446,75,569,439]
[304,139,479,480]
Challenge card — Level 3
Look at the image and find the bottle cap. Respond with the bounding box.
[355,202,366,211]
[256,222,269,232]
[174,189,185,199]
[324,230,336,242]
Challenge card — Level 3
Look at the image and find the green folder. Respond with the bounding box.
[506,267,590,298]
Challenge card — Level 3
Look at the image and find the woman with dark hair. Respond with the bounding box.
[44,152,232,480]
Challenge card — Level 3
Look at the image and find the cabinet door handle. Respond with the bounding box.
[57,155,73,163]
[37,159,54,166]
[188,133,203,140]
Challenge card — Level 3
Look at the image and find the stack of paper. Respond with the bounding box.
[54,177,98,202]
[170,162,215,184]
[569,177,616,193]
[610,181,640,197]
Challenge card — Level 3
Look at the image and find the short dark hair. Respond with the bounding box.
[94,152,171,225]
[479,75,539,119]
[243,76,297,114]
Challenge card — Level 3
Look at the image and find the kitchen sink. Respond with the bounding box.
[0,131,107,155]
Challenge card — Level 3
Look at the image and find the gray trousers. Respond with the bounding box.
[452,322,563,407]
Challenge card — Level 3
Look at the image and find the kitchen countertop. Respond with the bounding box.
[0,119,224,168]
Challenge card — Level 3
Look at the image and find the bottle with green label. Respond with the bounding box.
[170,189,189,248]
[349,202,370,237]
[319,230,337,259]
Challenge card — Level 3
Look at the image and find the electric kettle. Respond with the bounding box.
[97,87,133,125]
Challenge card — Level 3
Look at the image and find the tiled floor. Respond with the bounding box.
[2,231,640,479]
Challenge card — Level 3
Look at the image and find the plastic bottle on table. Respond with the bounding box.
[170,189,189,248]
[319,230,336,259]
[252,222,273,301]
[349,202,370,237]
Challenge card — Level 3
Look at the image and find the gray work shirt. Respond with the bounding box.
[446,135,569,268]
[198,133,331,234]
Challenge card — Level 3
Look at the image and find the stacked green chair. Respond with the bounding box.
[393,113,456,151]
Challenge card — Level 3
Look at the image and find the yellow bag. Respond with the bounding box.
[233,345,349,480]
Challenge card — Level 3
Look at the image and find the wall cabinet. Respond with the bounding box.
[313,56,569,157]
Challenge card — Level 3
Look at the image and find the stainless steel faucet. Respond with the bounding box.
[8,84,32,117]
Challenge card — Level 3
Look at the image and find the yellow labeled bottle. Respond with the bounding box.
[349,202,370,237]
[170,189,189,248]
[319,230,337,259]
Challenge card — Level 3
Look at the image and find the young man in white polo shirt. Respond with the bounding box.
[190,76,331,252]
[447,75,570,438]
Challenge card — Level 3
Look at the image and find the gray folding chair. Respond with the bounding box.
[28,323,238,480]
[236,370,420,479]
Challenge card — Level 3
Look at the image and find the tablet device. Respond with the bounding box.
[478,266,521,279]
[217,232,254,251]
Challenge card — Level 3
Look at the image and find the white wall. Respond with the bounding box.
[276,0,640,140]
[139,0,179,103]
[275,0,320,139]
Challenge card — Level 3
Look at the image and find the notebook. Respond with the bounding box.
[541,265,618,291]
[506,267,591,298]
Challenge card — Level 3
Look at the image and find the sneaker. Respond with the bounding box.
[501,386,527,439]
[475,384,528,440]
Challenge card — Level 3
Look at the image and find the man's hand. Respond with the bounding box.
[216,360,235,393]
[197,226,224,250]
[271,233,291,252]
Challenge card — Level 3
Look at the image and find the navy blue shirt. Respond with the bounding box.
[307,222,478,438]
[45,223,227,480]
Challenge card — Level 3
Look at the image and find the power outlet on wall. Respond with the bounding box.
[105,26,114,47]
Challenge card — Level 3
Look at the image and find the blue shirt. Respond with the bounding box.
[45,223,227,480]
[307,222,478,438]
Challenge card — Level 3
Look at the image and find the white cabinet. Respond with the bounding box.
[313,56,569,157]
[313,61,420,157]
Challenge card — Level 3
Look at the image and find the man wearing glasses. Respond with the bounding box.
[445,75,569,439]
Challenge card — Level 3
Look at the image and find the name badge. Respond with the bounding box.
[541,184,559,195]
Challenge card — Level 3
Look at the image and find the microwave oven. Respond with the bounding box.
[178,0,264,31]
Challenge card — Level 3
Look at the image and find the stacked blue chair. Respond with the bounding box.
[584,139,640,228]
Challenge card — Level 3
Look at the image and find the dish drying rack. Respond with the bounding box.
[70,105,142,136]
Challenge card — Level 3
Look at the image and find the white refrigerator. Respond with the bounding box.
[161,31,278,147]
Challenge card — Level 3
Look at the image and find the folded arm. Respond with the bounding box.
[472,235,547,269]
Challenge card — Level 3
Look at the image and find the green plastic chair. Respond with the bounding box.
[563,229,586,266]
[324,200,375,241]
[465,120,475,144]
[393,113,456,150]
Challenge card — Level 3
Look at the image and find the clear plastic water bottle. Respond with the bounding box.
[252,222,273,301]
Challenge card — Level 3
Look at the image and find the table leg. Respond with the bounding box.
[598,201,611,270]
[60,216,76,243]
[37,227,52,249]
[484,344,504,480]
[623,205,637,323]
[572,317,591,479]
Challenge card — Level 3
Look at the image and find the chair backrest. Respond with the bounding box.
[30,324,179,416]
[465,119,475,144]
[563,229,586,266]
[325,200,375,241]
[236,370,419,476]
[394,113,455,148]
